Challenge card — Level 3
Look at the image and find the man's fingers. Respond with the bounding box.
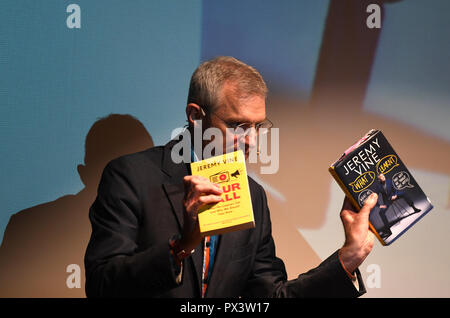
[190,194,223,212]
[198,194,223,205]
[193,183,223,196]
[183,176,223,208]
[183,175,215,191]
[341,194,377,222]
[184,175,223,214]
[183,175,209,187]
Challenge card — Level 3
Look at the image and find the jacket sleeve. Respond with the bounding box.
[84,158,180,297]
[242,185,366,298]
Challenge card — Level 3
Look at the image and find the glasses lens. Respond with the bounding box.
[229,119,273,136]
[231,124,251,136]
[260,119,273,129]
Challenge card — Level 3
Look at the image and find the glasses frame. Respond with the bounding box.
[199,106,273,136]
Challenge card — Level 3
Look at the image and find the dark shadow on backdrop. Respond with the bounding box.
[261,0,449,267]
[310,0,401,110]
[0,114,154,297]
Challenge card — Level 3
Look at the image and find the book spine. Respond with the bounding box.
[328,166,386,246]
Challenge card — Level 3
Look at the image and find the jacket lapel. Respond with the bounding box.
[160,139,203,293]
[162,182,185,230]
[161,138,189,228]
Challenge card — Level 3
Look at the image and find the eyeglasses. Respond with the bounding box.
[200,107,273,136]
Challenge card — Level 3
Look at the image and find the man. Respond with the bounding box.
[375,173,421,239]
[84,56,378,297]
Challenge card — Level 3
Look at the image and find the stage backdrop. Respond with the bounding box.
[0,0,449,297]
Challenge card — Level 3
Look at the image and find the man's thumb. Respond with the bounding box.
[361,193,378,214]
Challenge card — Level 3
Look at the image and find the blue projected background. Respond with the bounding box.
[201,0,329,97]
[364,1,450,141]
[0,0,201,234]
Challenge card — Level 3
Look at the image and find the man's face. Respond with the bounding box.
[203,82,266,159]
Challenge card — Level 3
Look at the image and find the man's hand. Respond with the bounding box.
[179,175,223,252]
[338,193,378,274]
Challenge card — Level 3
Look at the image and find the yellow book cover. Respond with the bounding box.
[190,150,255,236]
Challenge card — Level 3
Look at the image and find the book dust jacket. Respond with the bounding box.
[191,150,255,236]
[329,129,433,245]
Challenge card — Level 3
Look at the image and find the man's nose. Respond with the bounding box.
[244,127,258,149]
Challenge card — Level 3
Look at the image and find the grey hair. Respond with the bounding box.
[187,56,267,113]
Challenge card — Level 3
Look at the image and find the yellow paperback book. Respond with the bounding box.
[190,150,255,236]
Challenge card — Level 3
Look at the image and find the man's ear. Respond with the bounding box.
[186,103,204,126]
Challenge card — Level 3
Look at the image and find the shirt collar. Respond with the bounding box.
[191,147,200,163]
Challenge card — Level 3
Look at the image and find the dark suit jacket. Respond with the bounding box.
[84,139,365,298]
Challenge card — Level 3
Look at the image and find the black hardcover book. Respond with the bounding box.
[329,129,433,245]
